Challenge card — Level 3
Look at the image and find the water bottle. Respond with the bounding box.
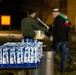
[2,47,9,68]
[37,41,43,60]
[16,47,21,67]
[16,44,24,67]
[0,46,3,68]
[29,39,35,67]
[20,46,24,67]
[24,39,31,67]
[33,40,38,66]
[21,38,24,43]
[10,47,16,67]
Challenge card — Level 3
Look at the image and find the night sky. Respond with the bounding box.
[0,0,26,29]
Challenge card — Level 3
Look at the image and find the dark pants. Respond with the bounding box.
[52,42,67,72]
[66,46,74,63]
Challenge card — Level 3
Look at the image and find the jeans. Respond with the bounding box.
[52,42,67,72]
[66,47,74,63]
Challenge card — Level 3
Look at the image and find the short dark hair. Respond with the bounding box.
[27,8,36,15]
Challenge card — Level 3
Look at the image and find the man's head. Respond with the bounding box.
[27,8,36,18]
[52,8,60,18]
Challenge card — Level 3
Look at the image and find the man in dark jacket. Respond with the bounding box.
[21,8,47,41]
[49,8,70,73]
[59,14,75,65]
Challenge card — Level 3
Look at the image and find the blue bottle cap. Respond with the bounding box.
[30,39,33,42]
[26,38,29,42]
[34,39,38,43]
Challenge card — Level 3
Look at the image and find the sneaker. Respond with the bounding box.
[60,70,68,75]
[72,61,76,64]
[70,61,76,65]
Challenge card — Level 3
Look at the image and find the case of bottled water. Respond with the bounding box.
[0,38,43,69]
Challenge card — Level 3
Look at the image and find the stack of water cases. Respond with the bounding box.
[0,39,43,68]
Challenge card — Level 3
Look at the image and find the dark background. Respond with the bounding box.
[0,0,67,30]
[0,0,27,29]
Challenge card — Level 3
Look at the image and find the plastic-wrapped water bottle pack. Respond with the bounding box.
[0,39,43,68]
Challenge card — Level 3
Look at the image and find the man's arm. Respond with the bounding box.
[32,19,47,31]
